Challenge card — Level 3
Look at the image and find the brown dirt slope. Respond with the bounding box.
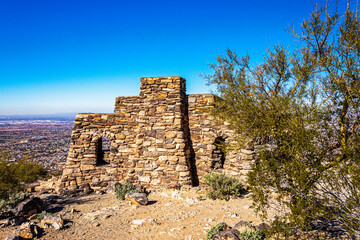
[0,189,264,240]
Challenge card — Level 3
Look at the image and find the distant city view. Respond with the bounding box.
[0,119,74,174]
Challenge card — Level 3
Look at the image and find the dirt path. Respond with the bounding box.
[0,189,267,240]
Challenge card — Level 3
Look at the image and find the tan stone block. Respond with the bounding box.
[116,133,126,139]
[176,165,188,172]
[80,164,95,171]
[165,131,176,139]
[165,144,175,149]
[71,172,83,177]
[139,176,151,183]
[156,106,166,113]
[62,168,74,176]
[158,93,167,98]
[168,156,178,161]
[174,118,182,124]
[150,179,161,185]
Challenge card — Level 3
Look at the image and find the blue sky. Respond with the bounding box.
[0,0,347,114]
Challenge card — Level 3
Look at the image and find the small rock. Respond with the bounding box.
[131,219,147,226]
[70,208,79,214]
[52,221,63,230]
[255,222,271,231]
[95,189,104,195]
[37,222,48,229]
[4,235,20,240]
[185,197,195,204]
[125,193,148,205]
[93,221,100,227]
[17,222,34,239]
[131,218,157,228]
[230,213,239,218]
[170,226,185,231]
[233,220,247,229]
[171,191,183,200]
[41,215,64,230]
[80,183,93,195]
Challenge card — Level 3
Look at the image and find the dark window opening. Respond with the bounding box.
[211,137,225,169]
[96,137,111,166]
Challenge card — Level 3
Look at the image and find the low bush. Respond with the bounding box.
[207,222,228,240]
[203,173,244,200]
[239,221,265,240]
[0,151,47,200]
[0,191,30,212]
[36,210,49,220]
[114,182,141,200]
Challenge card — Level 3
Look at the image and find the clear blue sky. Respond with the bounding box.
[0,0,347,114]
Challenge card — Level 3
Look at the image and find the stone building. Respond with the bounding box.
[60,77,253,190]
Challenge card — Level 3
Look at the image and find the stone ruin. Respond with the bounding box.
[60,76,254,190]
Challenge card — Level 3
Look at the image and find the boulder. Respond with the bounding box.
[41,215,64,230]
[16,197,44,217]
[125,193,148,205]
[214,229,241,240]
[13,222,42,239]
[17,222,34,239]
[0,210,14,220]
[255,223,270,231]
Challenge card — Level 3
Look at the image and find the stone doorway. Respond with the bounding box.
[211,137,226,169]
[96,137,111,166]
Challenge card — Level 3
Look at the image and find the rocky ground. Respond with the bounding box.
[0,188,268,240]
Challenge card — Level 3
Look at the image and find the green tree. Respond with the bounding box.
[0,151,47,200]
[205,3,360,238]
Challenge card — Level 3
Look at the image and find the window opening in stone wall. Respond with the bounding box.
[96,137,111,166]
[211,137,226,169]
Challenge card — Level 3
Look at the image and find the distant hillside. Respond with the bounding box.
[0,113,77,121]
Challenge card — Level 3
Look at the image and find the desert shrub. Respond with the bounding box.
[238,222,265,240]
[0,151,47,200]
[203,173,243,200]
[114,182,141,200]
[36,210,50,220]
[0,191,30,212]
[207,222,228,240]
[205,2,360,238]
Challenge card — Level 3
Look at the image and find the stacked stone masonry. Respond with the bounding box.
[61,77,254,190]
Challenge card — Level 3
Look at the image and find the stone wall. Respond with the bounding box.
[187,94,253,183]
[61,77,253,190]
